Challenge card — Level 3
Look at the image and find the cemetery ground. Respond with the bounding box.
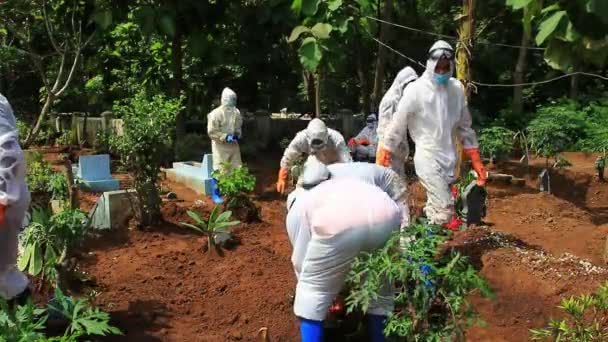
[34,149,608,341]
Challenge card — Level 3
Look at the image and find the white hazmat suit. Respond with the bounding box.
[0,94,31,301]
[378,41,486,225]
[349,114,378,161]
[377,67,418,177]
[207,88,242,171]
[276,118,352,193]
[286,178,401,321]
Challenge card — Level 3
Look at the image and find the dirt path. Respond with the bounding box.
[77,152,608,341]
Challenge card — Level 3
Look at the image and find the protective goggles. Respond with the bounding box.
[428,48,454,61]
[310,138,327,150]
[366,118,376,123]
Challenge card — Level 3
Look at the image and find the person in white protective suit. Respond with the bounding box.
[275,118,352,194]
[286,176,402,342]
[348,113,379,162]
[207,87,242,203]
[377,40,487,226]
[0,94,31,305]
[376,67,418,177]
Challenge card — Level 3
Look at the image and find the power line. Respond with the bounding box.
[370,38,608,88]
[366,16,546,51]
[371,37,426,68]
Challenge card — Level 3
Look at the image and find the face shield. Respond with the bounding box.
[306,119,329,152]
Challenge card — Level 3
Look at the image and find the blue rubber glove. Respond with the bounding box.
[225,134,236,143]
[367,314,386,342]
[299,318,323,342]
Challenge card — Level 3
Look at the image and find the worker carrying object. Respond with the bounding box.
[377,67,418,177]
[276,118,352,194]
[0,94,31,305]
[207,87,243,204]
[348,113,379,162]
[377,40,487,226]
[286,176,402,342]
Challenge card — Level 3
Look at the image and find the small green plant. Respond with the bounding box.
[47,287,122,337]
[26,152,54,194]
[530,282,608,341]
[93,130,110,154]
[212,163,260,222]
[112,91,183,227]
[596,156,606,181]
[55,130,74,148]
[346,220,493,341]
[18,207,88,288]
[181,206,240,253]
[0,288,121,341]
[48,173,69,201]
[478,126,515,164]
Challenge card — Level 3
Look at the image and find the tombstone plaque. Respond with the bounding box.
[539,169,550,192]
[462,181,487,226]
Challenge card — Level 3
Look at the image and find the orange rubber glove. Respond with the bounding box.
[358,138,370,146]
[464,148,487,186]
[276,167,289,194]
[376,144,392,167]
[0,204,5,226]
[347,138,357,147]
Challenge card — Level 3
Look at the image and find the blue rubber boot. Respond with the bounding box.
[367,314,387,342]
[299,318,323,342]
[210,178,224,204]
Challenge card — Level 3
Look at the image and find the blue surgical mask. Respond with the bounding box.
[433,73,450,85]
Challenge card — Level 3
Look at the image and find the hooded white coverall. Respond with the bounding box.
[277,119,352,192]
[350,114,378,161]
[0,94,31,300]
[207,88,242,171]
[280,119,352,170]
[381,41,480,225]
[377,67,418,177]
[286,178,401,321]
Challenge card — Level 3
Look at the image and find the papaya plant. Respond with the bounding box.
[478,126,515,165]
[346,220,493,341]
[181,206,240,254]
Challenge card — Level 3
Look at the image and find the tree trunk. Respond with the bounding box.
[570,66,579,99]
[303,72,316,115]
[353,18,371,113]
[371,0,394,108]
[315,71,321,117]
[454,0,475,180]
[172,28,186,137]
[513,29,530,116]
[24,93,54,148]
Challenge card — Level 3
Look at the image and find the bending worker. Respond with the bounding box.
[0,94,31,306]
[377,67,418,177]
[377,40,486,226]
[276,118,351,194]
[207,87,242,203]
[348,113,379,162]
[286,175,402,341]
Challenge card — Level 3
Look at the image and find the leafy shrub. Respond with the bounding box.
[26,151,54,194]
[530,282,608,341]
[213,163,260,222]
[48,173,68,201]
[18,207,88,287]
[0,287,121,340]
[174,133,209,161]
[346,220,493,341]
[112,91,183,227]
[478,126,515,162]
[181,206,240,253]
[16,119,30,145]
[527,105,586,166]
[54,129,75,147]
